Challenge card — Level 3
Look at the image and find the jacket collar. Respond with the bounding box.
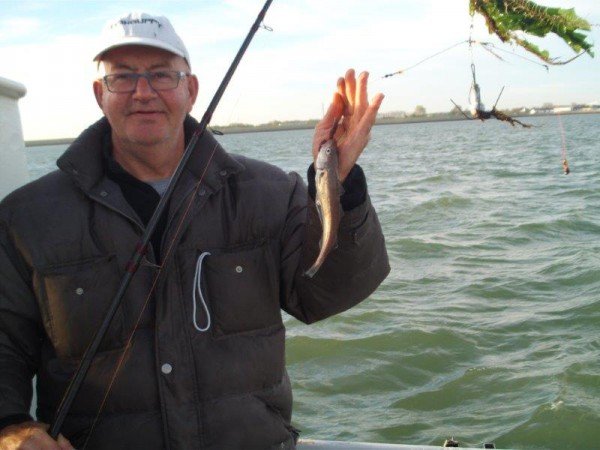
[181,115,245,193]
[57,115,245,194]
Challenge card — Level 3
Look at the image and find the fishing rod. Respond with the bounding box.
[49,0,274,438]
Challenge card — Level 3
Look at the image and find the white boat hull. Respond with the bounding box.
[298,439,499,449]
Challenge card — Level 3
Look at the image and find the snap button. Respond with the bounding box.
[235,265,243,273]
[100,191,108,197]
[219,170,227,176]
[198,188,206,196]
[75,288,84,295]
[161,363,173,374]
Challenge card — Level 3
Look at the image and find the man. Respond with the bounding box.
[0,12,389,450]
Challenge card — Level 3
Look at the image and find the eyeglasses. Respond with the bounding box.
[103,70,190,93]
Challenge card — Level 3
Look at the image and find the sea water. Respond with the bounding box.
[26,114,600,449]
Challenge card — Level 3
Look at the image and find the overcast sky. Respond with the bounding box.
[1,0,598,140]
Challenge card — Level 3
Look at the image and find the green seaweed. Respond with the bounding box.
[470,0,594,64]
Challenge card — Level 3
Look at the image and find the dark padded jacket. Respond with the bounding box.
[0,116,389,449]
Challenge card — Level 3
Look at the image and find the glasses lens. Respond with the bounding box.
[105,71,183,93]
[148,71,180,90]
[106,74,136,93]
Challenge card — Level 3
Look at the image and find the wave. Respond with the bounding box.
[513,218,600,235]
[409,194,473,212]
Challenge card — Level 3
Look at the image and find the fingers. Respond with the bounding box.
[27,431,64,450]
[337,92,385,180]
[357,92,385,134]
[354,71,369,120]
[313,68,384,171]
[336,77,350,117]
[0,422,66,450]
[58,433,76,450]
[319,92,344,138]
[344,68,356,116]
[339,69,373,125]
[327,92,344,123]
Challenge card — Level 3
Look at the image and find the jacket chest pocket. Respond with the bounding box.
[186,242,282,337]
[34,255,125,359]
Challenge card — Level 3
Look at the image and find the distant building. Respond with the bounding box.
[553,106,572,113]
[378,111,407,119]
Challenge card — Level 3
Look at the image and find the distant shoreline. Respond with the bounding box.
[25,110,599,147]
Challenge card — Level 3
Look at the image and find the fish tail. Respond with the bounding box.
[304,254,325,278]
[304,265,320,278]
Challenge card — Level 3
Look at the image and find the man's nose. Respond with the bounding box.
[132,75,157,98]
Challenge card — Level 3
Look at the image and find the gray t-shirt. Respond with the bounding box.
[148,178,171,196]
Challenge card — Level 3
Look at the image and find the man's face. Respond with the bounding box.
[93,46,198,148]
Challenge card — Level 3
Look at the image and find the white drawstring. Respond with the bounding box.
[192,252,211,332]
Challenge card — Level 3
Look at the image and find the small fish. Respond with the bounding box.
[305,135,343,278]
[469,81,485,117]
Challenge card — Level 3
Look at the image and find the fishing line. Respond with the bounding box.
[223,92,243,130]
[558,114,567,159]
[381,25,574,80]
[557,113,570,174]
[382,39,469,78]
[476,41,548,69]
[469,15,475,66]
[212,21,272,132]
[477,41,506,62]
[485,41,586,66]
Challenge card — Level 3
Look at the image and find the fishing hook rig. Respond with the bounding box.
[382,0,590,80]
[449,21,532,127]
[384,17,533,128]
[450,62,531,128]
[381,7,586,114]
[48,0,275,441]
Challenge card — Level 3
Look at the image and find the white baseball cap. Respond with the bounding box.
[93,12,191,68]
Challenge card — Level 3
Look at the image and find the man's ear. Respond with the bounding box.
[93,79,104,111]
[186,74,199,113]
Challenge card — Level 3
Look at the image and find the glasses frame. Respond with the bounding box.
[103,70,190,93]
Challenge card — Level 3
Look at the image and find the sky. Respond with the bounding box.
[1,0,599,141]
